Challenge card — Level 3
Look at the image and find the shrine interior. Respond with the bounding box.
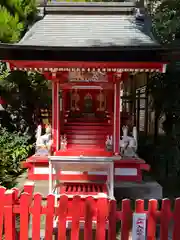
[38,71,154,156]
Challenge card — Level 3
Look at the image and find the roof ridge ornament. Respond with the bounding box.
[44,1,136,15]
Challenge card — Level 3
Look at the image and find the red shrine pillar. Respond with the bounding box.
[52,79,60,151]
[62,90,67,132]
[114,77,121,155]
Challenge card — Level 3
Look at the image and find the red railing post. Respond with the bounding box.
[11,188,19,200]
[0,187,6,240]
[31,193,42,240]
[84,197,94,240]
[4,190,17,240]
[147,199,158,240]
[96,198,109,240]
[45,194,55,240]
[23,181,35,197]
[135,199,144,213]
[71,196,81,240]
[57,195,68,240]
[173,198,180,240]
[160,198,171,240]
[108,199,116,240]
[121,199,132,240]
[19,193,32,240]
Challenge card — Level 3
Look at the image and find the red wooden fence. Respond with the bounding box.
[1,182,180,239]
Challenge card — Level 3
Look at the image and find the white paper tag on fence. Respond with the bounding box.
[132,213,147,240]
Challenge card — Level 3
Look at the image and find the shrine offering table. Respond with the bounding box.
[23,154,150,182]
[48,156,114,199]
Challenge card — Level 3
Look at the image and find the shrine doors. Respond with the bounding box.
[66,89,113,114]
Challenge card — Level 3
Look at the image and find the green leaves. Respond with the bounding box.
[146,1,180,180]
[0,0,37,43]
[0,68,51,135]
[0,6,24,43]
[151,0,180,44]
[0,128,32,188]
[5,0,37,22]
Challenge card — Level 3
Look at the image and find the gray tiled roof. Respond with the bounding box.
[18,14,157,47]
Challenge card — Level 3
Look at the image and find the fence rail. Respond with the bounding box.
[1,182,180,239]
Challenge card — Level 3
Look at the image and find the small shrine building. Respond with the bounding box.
[0,2,169,184]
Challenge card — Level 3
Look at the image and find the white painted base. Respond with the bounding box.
[34,167,55,174]
[115,168,137,176]
[33,167,137,176]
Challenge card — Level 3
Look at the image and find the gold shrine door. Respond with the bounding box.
[70,89,106,116]
[67,71,111,118]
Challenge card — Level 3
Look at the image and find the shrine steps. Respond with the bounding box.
[65,129,111,135]
[67,139,105,145]
[65,122,108,126]
[64,125,112,131]
[64,121,112,149]
[63,114,112,149]
[67,144,104,149]
[66,144,105,150]
[66,118,107,123]
[65,122,109,126]
[64,123,112,134]
[66,134,106,140]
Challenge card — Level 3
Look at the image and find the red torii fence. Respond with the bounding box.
[1,182,180,240]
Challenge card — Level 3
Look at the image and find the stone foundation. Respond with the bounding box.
[115,181,162,199]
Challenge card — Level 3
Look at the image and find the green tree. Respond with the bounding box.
[0,68,51,136]
[150,0,180,44]
[140,0,180,181]
[149,0,180,137]
[0,6,24,43]
[0,0,37,43]
[0,0,45,136]
[0,0,46,189]
[0,128,32,188]
[1,0,37,22]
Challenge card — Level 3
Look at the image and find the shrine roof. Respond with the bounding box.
[17,2,158,48]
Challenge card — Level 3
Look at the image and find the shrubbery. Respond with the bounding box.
[0,6,24,43]
[0,0,37,43]
[0,128,33,188]
[138,133,180,182]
